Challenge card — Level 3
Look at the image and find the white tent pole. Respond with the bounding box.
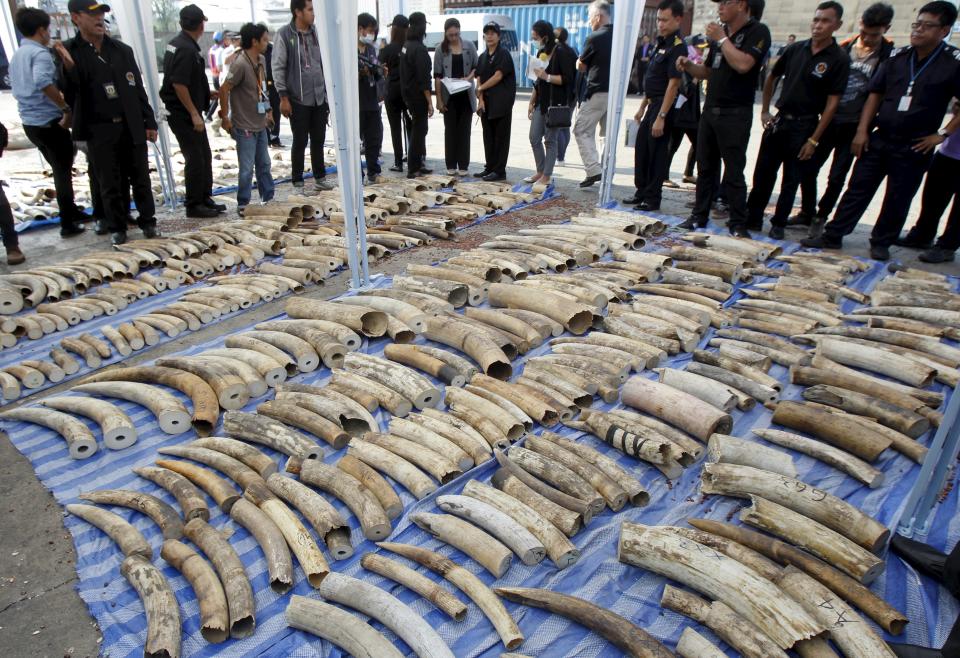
[0,0,17,70]
[315,0,370,288]
[598,0,642,206]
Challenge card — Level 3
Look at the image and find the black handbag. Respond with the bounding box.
[544,47,572,129]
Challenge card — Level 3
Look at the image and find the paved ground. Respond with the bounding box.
[0,88,956,657]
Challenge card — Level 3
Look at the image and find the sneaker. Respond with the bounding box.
[919,247,956,264]
[711,203,730,220]
[637,201,659,211]
[579,174,601,188]
[768,225,785,240]
[5,247,25,265]
[870,244,890,261]
[446,169,457,176]
[111,231,128,245]
[389,164,404,172]
[801,235,842,249]
[457,169,469,176]
[621,194,644,205]
[473,169,492,178]
[894,232,934,250]
[314,179,335,192]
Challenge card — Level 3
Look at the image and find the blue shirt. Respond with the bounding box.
[10,38,63,126]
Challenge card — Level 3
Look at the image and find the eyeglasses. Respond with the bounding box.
[719,0,743,5]
[911,21,944,31]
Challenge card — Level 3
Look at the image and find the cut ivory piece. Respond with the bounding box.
[359,553,468,621]
[771,401,891,462]
[677,627,727,658]
[437,494,546,566]
[0,407,98,459]
[71,381,191,435]
[285,596,403,658]
[411,512,513,578]
[39,396,137,450]
[161,539,229,644]
[622,375,733,441]
[801,384,930,439]
[753,429,884,488]
[656,367,738,412]
[708,433,797,478]
[814,337,936,388]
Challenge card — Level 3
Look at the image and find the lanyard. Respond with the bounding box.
[907,42,945,95]
[244,51,267,100]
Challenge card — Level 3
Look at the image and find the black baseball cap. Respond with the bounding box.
[409,12,427,27]
[388,14,409,28]
[180,4,207,23]
[483,21,501,34]
[68,1,110,13]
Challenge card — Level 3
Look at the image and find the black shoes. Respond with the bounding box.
[891,534,948,584]
[729,225,752,238]
[579,174,601,188]
[622,194,644,205]
[474,169,492,178]
[186,205,220,219]
[786,211,813,226]
[919,247,956,264]
[203,198,227,212]
[60,223,85,238]
[677,217,707,230]
[268,138,283,148]
[419,167,433,175]
[711,202,730,220]
[637,201,659,211]
[93,219,109,235]
[407,169,421,179]
[111,231,128,245]
[801,235,842,249]
[870,244,891,261]
[894,232,934,250]
[768,225,785,240]
[389,164,404,172]
[482,172,507,182]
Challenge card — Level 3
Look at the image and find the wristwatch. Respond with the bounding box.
[717,37,728,47]
[658,112,667,119]
[938,128,950,138]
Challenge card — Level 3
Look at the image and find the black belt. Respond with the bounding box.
[778,113,818,122]
[707,106,752,114]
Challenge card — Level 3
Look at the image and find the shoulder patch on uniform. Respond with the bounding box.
[674,37,682,46]
[165,45,177,54]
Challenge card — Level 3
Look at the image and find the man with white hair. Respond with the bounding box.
[573,0,613,188]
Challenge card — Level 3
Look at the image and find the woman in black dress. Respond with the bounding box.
[474,22,516,182]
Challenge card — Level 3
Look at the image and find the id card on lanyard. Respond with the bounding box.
[900,42,945,112]
[245,52,270,114]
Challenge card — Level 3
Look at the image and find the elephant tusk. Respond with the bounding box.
[66,503,152,558]
[160,539,228,644]
[299,459,391,541]
[39,396,136,450]
[79,489,183,540]
[284,595,404,658]
[120,554,182,658]
[0,407,98,459]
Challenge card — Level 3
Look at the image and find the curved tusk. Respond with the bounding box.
[275,384,379,436]
[771,401,891,462]
[492,467,583,537]
[376,541,523,650]
[406,411,491,465]
[496,586,671,658]
[39,396,136,450]
[0,407,98,459]
[299,459,391,540]
[387,417,473,470]
[284,595,404,658]
[157,446,265,491]
[813,337,936,387]
[228,497,295,593]
[707,433,797,478]
[538,431,648,507]
[81,366,219,436]
[677,627,726,658]
[337,455,402,520]
[802,384,930,438]
[224,335,298,376]
[161,539,229,644]
[254,320,347,368]
[223,411,324,460]
[525,434,628,511]
[50,347,82,375]
[383,343,466,387]
[412,512,513,578]
[506,445,604,515]
[183,518,255,639]
[753,429,883,488]
[265,473,352,561]
[61,336,102,368]
[445,386,524,440]
[70,382,190,435]
[330,370,412,417]
[156,459,240,513]
[285,298,388,337]
[66,503,152,558]
[202,348,287,388]
[257,399,350,449]
[360,552,467,620]
[343,352,442,410]
[422,314,513,380]
[437,494,545,566]
[189,437,277,479]
[622,375,732,440]
[346,437,437,500]
[155,357,250,409]
[79,489,183,540]
[120,554,181,658]
[362,432,462,485]
[133,466,209,521]
[239,330,320,372]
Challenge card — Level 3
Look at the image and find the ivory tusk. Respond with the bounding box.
[656,367,739,411]
[361,431,462,484]
[224,335,298,376]
[437,494,545,566]
[133,466,208,521]
[61,336,101,368]
[161,539,228,644]
[257,400,350,449]
[606,409,702,464]
[66,503,152,558]
[79,489,183,540]
[498,308,564,338]
[810,354,944,408]
[39,396,137,450]
[470,374,566,426]
[383,343,466,387]
[617,522,825,649]
[265,473,352,560]
[688,361,779,404]
[406,411,492,465]
[622,375,733,441]
[424,314,515,380]
[464,383,535,430]
[813,337,936,387]
[156,459,240,513]
[753,429,883,488]
[494,450,591,526]
[343,352,442,409]
[285,298,388,337]
[414,344,480,380]
[0,371,20,401]
[360,552,468,620]
[229,496,296,592]
[790,365,931,416]
[50,347,82,375]
[189,438,277,478]
[223,411,324,460]
[496,586,672,658]
[183,518,255,639]
[707,434,797,478]
[488,282,595,334]
[120,554,182,658]
[81,366,219,436]
[771,401,891,462]
[739,495,884,584]
[525,434,628,511]
[376,541,524,650]
[539,431,649,507]
[158,445,265,490]
[412,512,513,577]
[463,479,580,569]
[255,320,354,364]
[506,445,604,515]
[802,384,930,438]
[774,566,897,658]
[449,405,511,450]
[346,437,437,500]
[677,627,726,658]
[337,455,403,519]
[238,330,320,372]
[155,357,251,409]
[445,386,524,440]
[285,594,403,658]
[299,459,391,540]
[201,348,287,387]
[388,416,473,470]
[0,407,98,458]
[330,370,413,417]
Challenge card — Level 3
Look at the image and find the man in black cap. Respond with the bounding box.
[61,0,160,244]
[677,0,771,238]
[160,4,224,219]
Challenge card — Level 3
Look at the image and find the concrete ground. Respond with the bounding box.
[0,89,956,657]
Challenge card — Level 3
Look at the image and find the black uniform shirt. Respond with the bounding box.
[580,23,613,98]
[772,38,850,117]
[704,18,771,109]
[381,41,403,89]
[62,34,157,143]
[870,43,960,141]
[160,30,210,119]
[358,43,382,112]
[477,44,517,120]
[643,30,686,100]
[399,38,431,105]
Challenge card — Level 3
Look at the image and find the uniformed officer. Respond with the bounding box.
[61,1,160,245]
[746,1,849,240]
[677,0,771,237]
[399,12,434,178]
[160,4,224,219]
[804,1,960,260]
[623,0,688,211]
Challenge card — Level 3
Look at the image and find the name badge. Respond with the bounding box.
[103,82,119,99]
[257,101,269,114]
[898,95,912,112]
[125,72,136,86]
[712,52,722,69]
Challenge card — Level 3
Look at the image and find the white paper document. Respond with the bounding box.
[442,78,472,95]
[625,119,640,147]
[526,57,547,82]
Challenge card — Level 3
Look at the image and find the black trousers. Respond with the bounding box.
[824,132,933,247]
[632,102,672,206]
[905,152,960,251]
[23,120,83,228]
[481,113,512,176]
[290,100,329,183]
[0,185,19,248]
[206,77,220,120]
[443,94,472,171]
[168,114,213,209]
[669,126,698,178]
[746,117,818,229]
[406,97,429,174]
[359,109,383,177]
[88,124,155,233]
[799,121,858,218]
[268,85,281,140]
[693,106,752,228]
[385,87,409,167]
